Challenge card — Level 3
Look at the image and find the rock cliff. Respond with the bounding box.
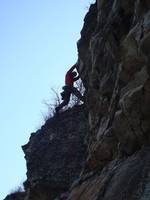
[22,105,88,200]
[69,0,150,199]
[4,0,150,200]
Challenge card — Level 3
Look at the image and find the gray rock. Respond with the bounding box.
[4,192,25,200]
[22,105,88,199]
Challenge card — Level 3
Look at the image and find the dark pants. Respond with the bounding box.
[56,85,84,112]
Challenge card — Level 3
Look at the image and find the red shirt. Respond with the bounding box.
[65,71,74,85]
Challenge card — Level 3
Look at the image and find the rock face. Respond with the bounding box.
[69,0,150,199]
[22,105,88,200]
[69,147,150,200]
[4,192,26,200]
[4,0,150,199]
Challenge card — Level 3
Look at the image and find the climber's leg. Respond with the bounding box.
[72,87,84,102]
[55,92,70,113]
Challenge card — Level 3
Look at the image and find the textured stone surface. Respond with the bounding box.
[22,105,88,200]
[69,147,150,200]
[70,0,150,199]
[4,192,25,200]
[76,0,150,168]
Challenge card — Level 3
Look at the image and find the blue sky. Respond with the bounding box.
[0,0,94,199]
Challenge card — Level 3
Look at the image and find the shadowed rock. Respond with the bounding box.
[22,105,88,199]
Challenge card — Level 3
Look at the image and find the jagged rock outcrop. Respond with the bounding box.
[69,147,150,200]
[69,0,150,199]
[4,192,26,200]
[22,105,88,200]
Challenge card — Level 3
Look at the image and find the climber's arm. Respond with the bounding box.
[67,63,77,73]
[73,75,80,82]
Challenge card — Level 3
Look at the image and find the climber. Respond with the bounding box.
[55,63,84,113]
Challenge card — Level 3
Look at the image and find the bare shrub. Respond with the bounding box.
[42,81,85,120]
[42,87,61,120]
[9,184,24,195]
